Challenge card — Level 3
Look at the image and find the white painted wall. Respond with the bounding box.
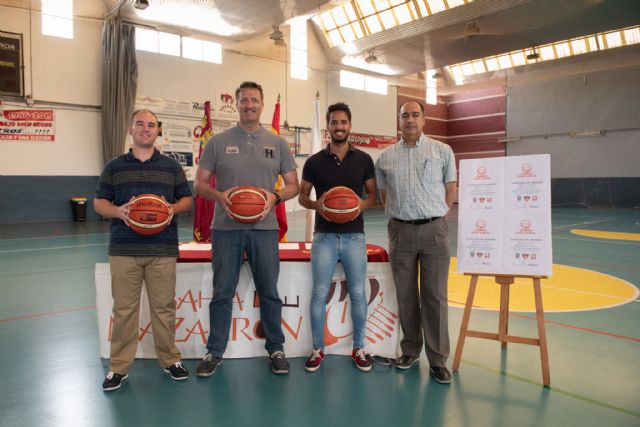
[0,5,399,179]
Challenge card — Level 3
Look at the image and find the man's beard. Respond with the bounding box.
[331,133,349,144]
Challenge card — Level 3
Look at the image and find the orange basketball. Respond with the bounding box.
[322,186,360,224]
[128,194,171,235]
[229,186,267,224]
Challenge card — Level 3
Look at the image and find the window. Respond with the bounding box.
[425,69,437,105]
[135,28,222,64]
[135,28,158,53]
[290,18,308,80]
[41,0,73,39]
[340,70,388,95]
[314,0,474,47]
[182,37,222,63]
[158,32,180,56]
[444,25,640,84]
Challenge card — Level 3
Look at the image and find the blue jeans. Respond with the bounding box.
[206,229,284,356]
[310,232,368,350]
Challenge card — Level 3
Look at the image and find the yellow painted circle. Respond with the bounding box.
[448,258,639,313]
[570,229,640,241]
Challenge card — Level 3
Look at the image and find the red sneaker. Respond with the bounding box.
[304,349,325,372]
[352,348,372,372]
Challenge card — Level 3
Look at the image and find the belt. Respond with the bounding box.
[393,217,441,225]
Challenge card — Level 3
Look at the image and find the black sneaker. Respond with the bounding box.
[102,371,128,391]
[164,361,189,381]
[197,353,223,377]
[270,351,289,374]
[395,355,419,370]
[429,366,452,384]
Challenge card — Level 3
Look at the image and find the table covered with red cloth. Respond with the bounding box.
[178,241,388,263]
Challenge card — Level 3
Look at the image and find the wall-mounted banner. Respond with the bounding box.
[0,31,23,96]
[0,109,55,141]
[96,262,400,359]
[321,130,395,149]
[135,96,203,118]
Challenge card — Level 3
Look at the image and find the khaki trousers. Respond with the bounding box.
[108,256,181,373]
[388,217,451,367]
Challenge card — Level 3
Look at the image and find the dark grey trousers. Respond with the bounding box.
[388,217,451,367]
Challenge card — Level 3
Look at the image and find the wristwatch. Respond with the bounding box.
[272,191,282,205]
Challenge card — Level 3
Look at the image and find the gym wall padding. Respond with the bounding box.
[0,176,196,224]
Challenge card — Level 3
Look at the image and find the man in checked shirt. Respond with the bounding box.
[374,100,457,384]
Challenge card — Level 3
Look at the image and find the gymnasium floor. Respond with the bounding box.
[0,207,638,427]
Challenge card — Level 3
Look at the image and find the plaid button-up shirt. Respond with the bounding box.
[375,134,456,220]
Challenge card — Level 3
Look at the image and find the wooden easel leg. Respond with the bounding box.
[533,278,551,387]
[498,283,510,348]
[453,275,478,371]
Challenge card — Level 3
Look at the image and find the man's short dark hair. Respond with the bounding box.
[326,102,352,123]
[399,100,425,115]
[130,109,159,126]
[235,81,264,102]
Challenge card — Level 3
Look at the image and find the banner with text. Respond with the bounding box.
[96,262,400,359]
[0,109,55,141]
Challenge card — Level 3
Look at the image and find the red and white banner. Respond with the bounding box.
[96,262,400,359]
[322,130,395,149]
[0,109,55,141]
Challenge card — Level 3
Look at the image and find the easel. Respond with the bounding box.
[452,273,551,387]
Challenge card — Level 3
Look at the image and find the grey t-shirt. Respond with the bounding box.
[199,125,297,230]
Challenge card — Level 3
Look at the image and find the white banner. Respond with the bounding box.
[457,154,552,276]
[96,262,400,359]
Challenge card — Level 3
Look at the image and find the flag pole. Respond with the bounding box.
[305,91,322,241]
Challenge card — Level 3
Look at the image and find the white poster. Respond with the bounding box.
[457,154,552,276]
[96,262,400,359]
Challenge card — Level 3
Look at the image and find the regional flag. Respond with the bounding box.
[193,101,215,242]
[271,95,288,242]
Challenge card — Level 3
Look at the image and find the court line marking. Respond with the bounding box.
[552,219,610,230]
[448,299,640,342]
[460,359,640,418]
[0,305,96,324]
[0,243,108,253]
[553,236,640,246]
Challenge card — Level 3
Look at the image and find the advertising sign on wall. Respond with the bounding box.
[0,109,55,141]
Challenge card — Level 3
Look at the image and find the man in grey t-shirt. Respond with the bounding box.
[194,81,299,375]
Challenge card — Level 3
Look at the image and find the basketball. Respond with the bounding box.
[229,186,267,223]
[128,194,171,235]
[322,186,360,224]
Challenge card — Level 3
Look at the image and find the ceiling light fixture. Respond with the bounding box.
[270,25,284,41]
[134,0,149,10]
[364,50,377,64]
[526,50,539,60]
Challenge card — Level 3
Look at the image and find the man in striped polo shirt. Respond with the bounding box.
[375,100,457,384]
[95,109,193,391]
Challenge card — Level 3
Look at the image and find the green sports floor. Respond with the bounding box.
[1,207,639,427]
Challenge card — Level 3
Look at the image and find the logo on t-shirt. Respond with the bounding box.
[226,146,239,154]
[264,147,274,158]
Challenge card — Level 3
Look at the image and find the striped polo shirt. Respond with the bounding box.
[95,149,192,257]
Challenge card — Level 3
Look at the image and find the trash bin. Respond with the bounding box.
[70,197,88,222]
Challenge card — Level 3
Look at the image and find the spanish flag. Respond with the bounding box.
[193,101,215,242]
[271,95,288,242]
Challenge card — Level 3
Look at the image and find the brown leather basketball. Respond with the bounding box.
[128,194,170,235]
[229,186,267,223]
[322,186,360,224]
